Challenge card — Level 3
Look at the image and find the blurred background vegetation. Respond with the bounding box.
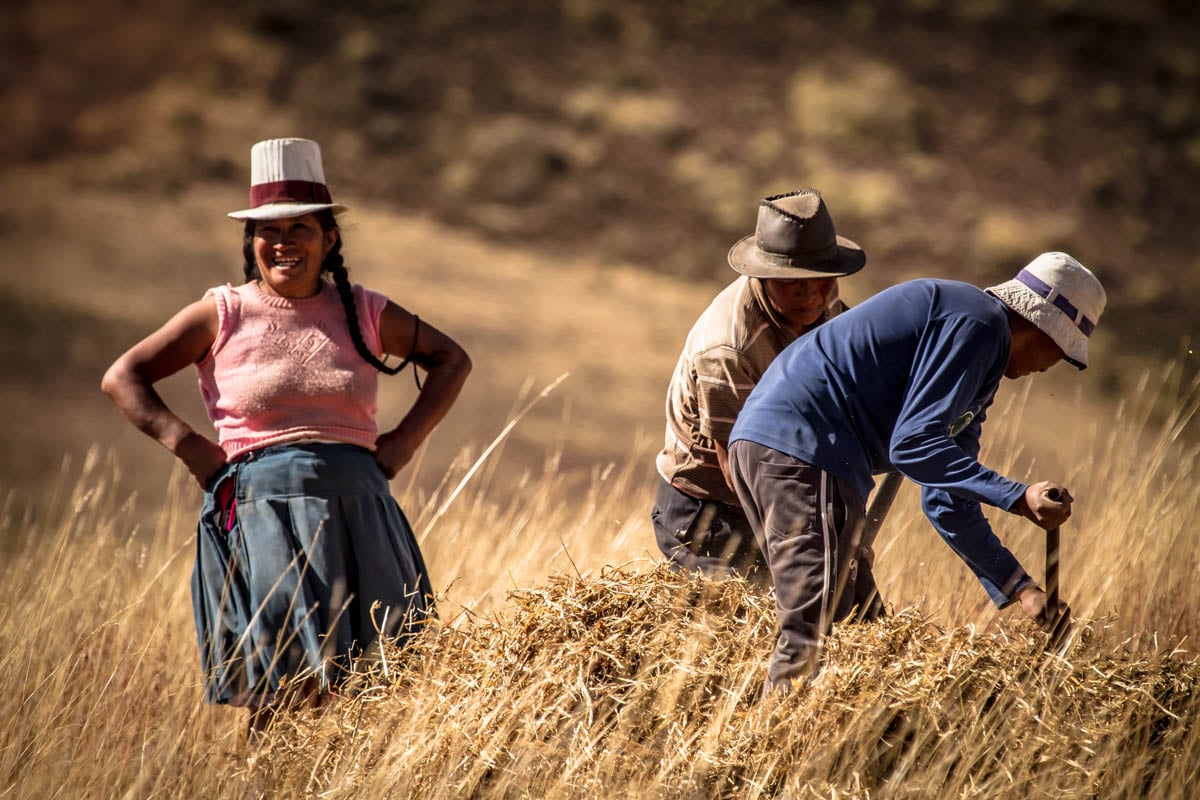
[2,0,1198,515]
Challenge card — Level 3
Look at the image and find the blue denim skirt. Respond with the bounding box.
[190,442,435,706]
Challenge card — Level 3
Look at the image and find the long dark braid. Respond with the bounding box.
[242,215,423,386]
[329,259,423,387]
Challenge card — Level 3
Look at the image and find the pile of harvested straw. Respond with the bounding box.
[252,566,1200,798]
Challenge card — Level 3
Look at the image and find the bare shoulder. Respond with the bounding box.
[167,294,221,338]
[135,295,221,361]
[377,299,415,340]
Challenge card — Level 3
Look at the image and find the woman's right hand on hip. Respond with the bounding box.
[175,431,228,488]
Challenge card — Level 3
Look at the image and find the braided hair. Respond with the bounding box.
[242,213,423,387]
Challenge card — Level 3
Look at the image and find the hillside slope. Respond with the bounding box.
[2,0,1197,512]
[0,163,1109,526]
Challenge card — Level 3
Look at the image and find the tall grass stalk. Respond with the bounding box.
[2,370,1198,798]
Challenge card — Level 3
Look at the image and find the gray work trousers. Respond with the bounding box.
[728,439,882,691]
[651,478,770,588]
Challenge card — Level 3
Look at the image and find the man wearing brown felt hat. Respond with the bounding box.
[652,189,879,613]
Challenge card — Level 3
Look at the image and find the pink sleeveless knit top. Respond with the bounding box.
[195,280,389,460]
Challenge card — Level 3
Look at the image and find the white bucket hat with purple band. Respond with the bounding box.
[986,251,1106,370]
[227,138,347,221]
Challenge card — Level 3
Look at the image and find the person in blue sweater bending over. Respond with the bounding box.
[727,252,1106,693]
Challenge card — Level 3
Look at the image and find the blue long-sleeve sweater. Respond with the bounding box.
[730,279,1032,605]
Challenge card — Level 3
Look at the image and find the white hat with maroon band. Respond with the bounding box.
[227,138,347,221]
[986,251,1106,370]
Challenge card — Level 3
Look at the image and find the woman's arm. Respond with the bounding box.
[373,301,472,479]
[100,297,226,487]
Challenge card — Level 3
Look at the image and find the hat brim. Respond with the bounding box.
[986,283,1089,370]
[227,202,347,221]
[727,234,866,279]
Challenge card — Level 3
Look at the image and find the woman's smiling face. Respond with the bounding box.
[252,213,338,298]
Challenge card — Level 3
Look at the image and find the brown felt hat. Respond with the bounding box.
[727,189,865,279]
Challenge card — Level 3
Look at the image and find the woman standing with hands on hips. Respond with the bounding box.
[102,138,471,734]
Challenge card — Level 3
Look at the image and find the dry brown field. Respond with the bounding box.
[4,2,1200,796]
[2,363,1199,797]
[3,173,1199,795]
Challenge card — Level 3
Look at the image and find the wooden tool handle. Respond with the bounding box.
[1046,526,1060,610]
[1044,486,1062,609]
[862,472,904,549]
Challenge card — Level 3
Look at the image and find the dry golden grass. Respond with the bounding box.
[2,370,1199,798]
